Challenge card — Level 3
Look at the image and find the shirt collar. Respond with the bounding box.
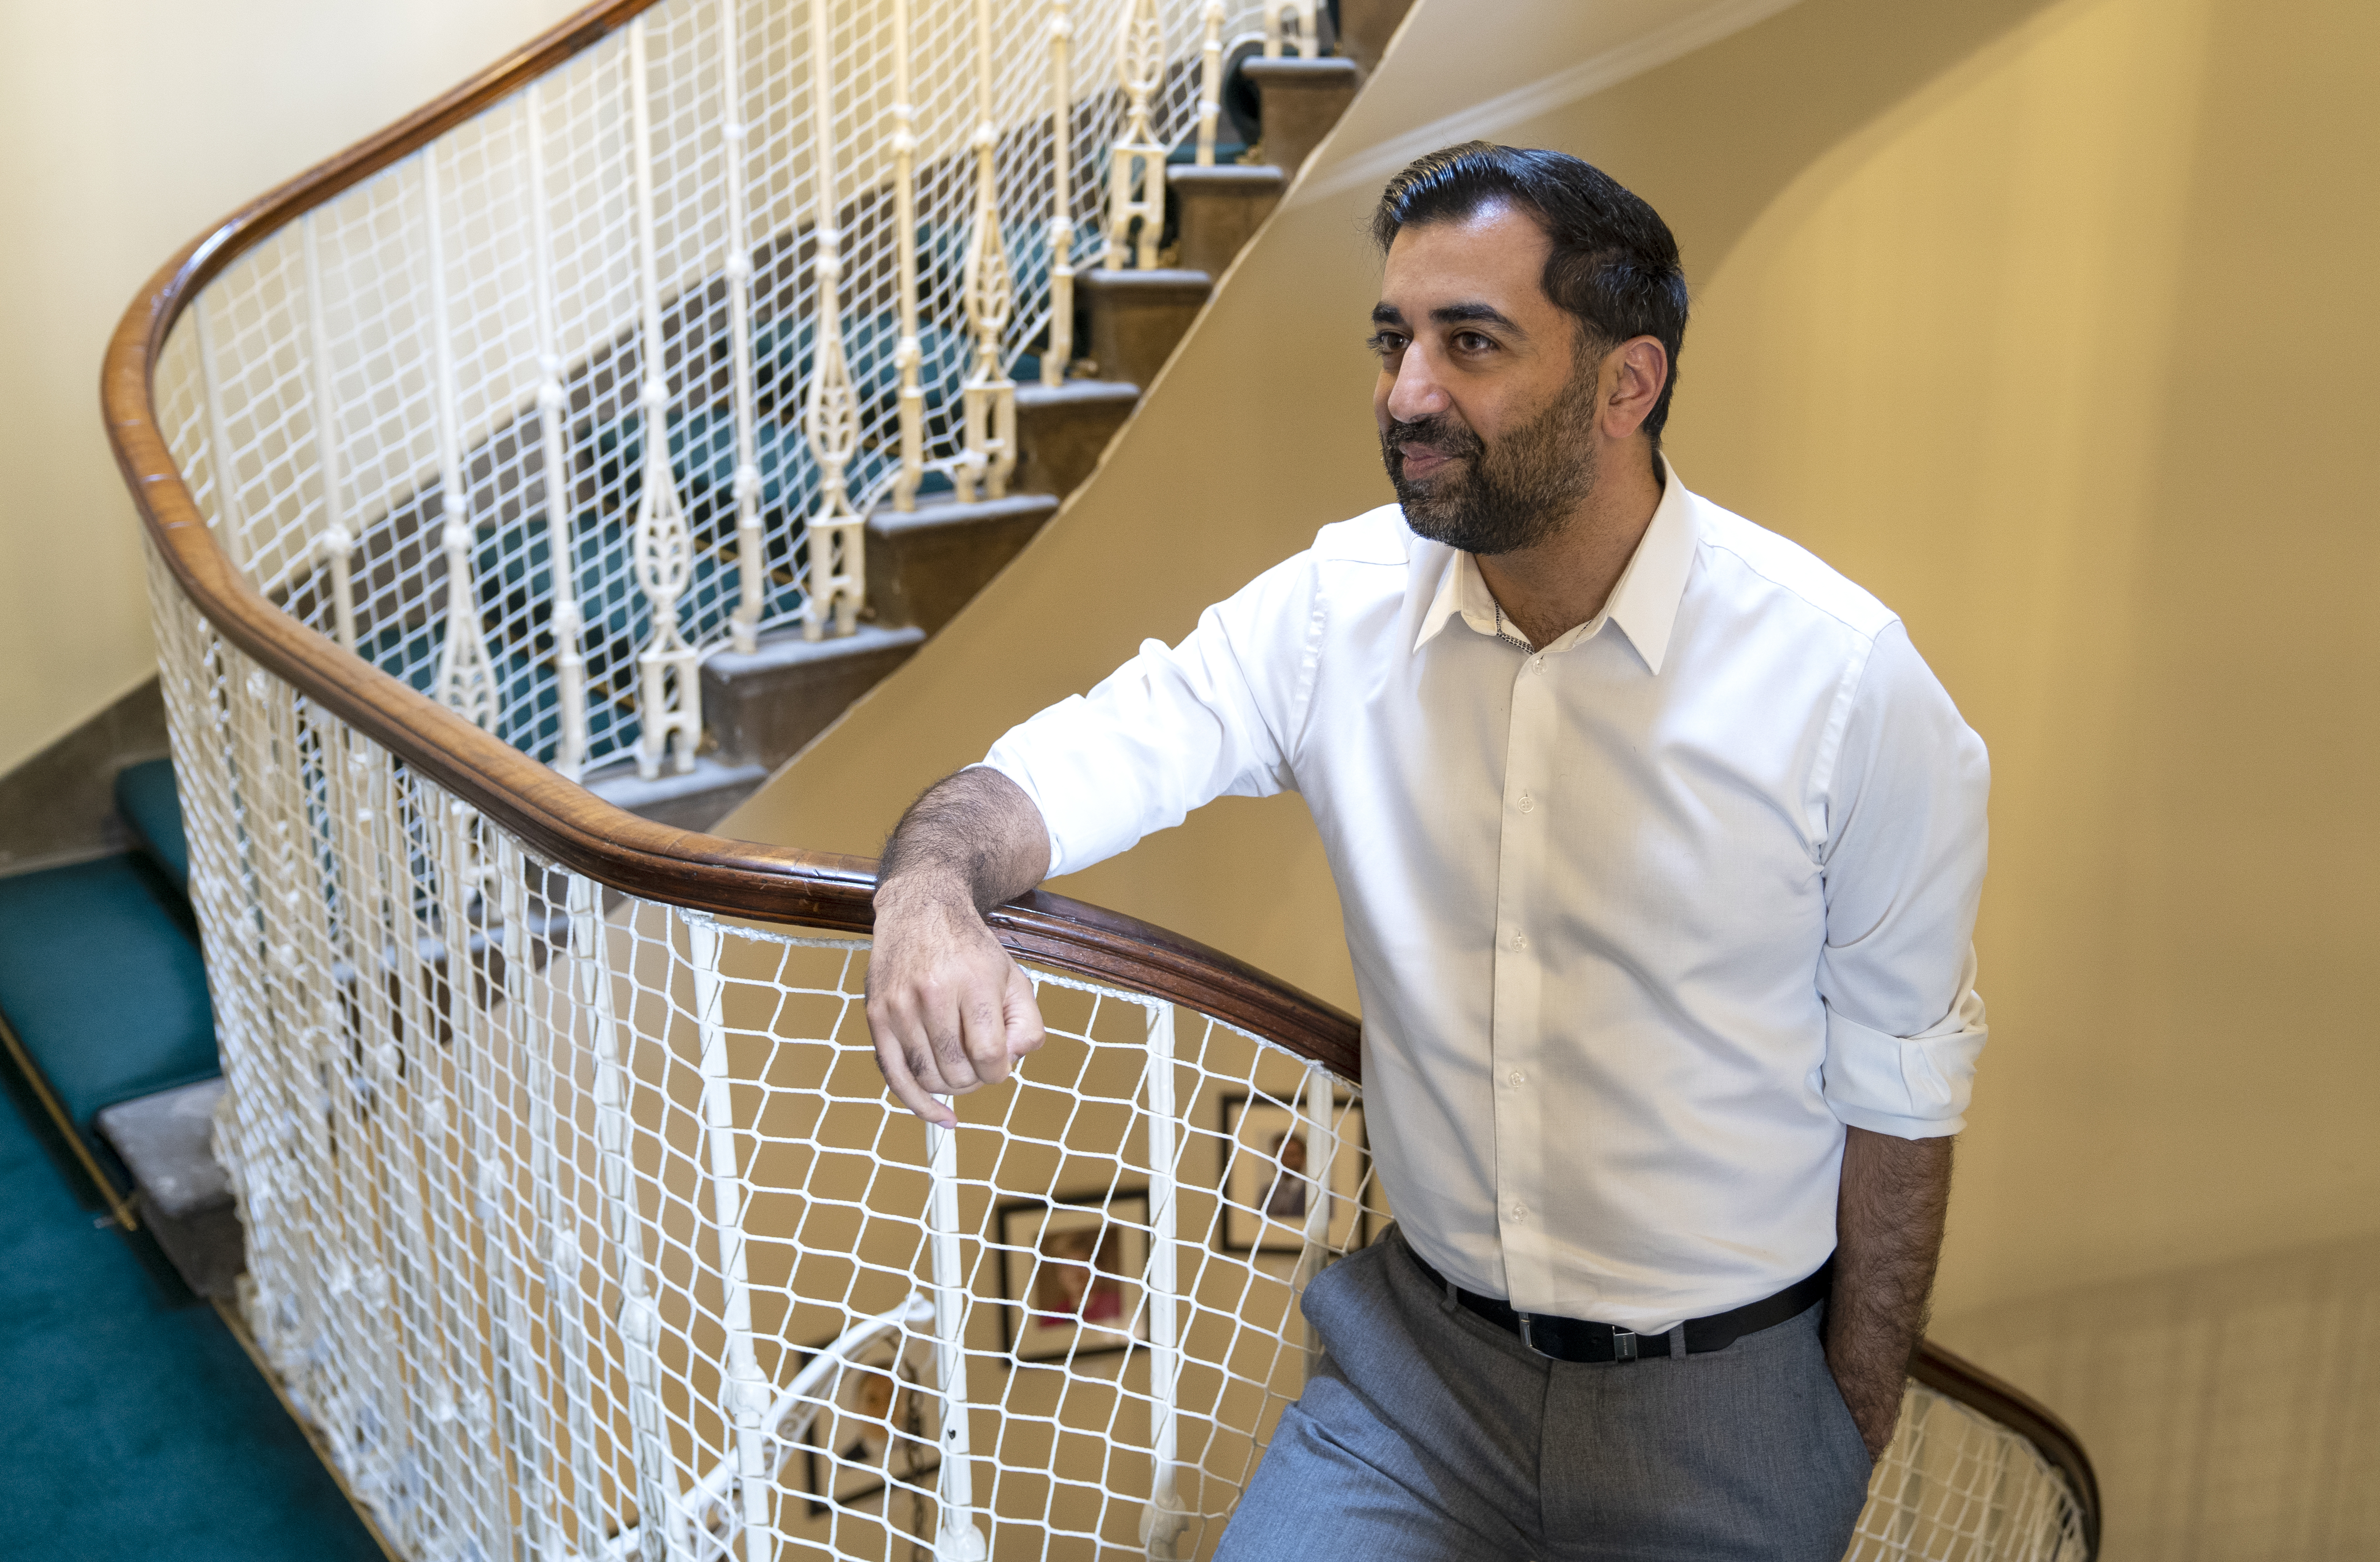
[1410,454,1699,676]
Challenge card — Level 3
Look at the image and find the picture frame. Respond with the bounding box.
[1218,1091,1367,1254]
[996,1192,1152,1363]
[794,1327,942,1518]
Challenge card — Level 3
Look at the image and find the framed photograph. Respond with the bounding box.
[795,1328,941,1517]
[997,1192,1151,1363]
[1218,1092,1366,1253]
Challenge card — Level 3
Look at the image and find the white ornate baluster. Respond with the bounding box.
[1264,0,1319,58]
[195,293,249,575]
[495,838,580,1562]
[890,0,925,512]
[398,775,503,1555]
[316,732,399,1505]
[928,1109,989,1561]
[1044,0,1076,388]
[1295,1061,1337,1382]
[800,0,867,640]
[956,0,1017,504]
[570,876,682,1562]
[526,80,588,781]
[1105,0,1165,271]
[438,797,548,1562]
[422,147,501,734]
[506,848,599,1557]
[720,0,768,655]
[687,912,773,1562]
[1195,0,1225,165]
[1141,1003,1189,1560]
[302,214,357,651]
[350,742,448,1550]
[627,19,701,776]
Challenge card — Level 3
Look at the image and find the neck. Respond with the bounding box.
[1476,443,1665,648]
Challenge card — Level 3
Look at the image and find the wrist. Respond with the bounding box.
[874,870,977,921]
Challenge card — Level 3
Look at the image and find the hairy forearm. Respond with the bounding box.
[877,767,1052,915]
[1826,1126,1954,1458]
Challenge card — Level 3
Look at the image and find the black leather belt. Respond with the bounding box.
[1402,1235,1833,1364]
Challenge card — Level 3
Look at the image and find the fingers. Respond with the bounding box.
[865,905,1046,1126]
[1003,958,1047,1060]
[871,1026,955,1129]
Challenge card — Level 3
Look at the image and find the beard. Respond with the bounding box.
[1381,362,1600,556]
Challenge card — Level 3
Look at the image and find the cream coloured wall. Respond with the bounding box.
[728,0,2380,1337]
[0,0,591,777]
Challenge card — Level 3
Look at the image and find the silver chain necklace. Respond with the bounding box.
[1492,604,1535,655]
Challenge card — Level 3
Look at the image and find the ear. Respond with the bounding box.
[1601,335,1670,442]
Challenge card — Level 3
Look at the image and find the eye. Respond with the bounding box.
[1365,330,1408,357]
[1454,330,1495,353]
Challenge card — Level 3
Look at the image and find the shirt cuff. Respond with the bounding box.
[1821,996,1985,1139]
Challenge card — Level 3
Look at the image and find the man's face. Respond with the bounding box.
[1370,203,1602,555]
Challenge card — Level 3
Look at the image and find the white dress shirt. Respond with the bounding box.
[983,464,1990,1332]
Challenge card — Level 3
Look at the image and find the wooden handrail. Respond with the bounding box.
[98,0,1360,1082]
[1912,1338,2102,1555]
[99,8,2095,1534]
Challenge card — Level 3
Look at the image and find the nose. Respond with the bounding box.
[1383,342,1450,425]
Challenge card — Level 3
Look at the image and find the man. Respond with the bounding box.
[864,143,1989,1559]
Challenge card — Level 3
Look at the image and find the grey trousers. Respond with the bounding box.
[1218,1230,1874,1562]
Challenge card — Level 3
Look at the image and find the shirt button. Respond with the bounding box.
[1510,932,1527,951]
[1507,1070,1525,1086]
[1532,656,1546,673]
[1518,793,1535,813]
[1509,1202,1529,1222]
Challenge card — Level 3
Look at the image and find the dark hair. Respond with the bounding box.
[1373,143,1688,444]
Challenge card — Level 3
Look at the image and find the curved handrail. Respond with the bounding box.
[104,7,2093,1542]
[1911,1338,2102,1556]
[98,0,1360,1081]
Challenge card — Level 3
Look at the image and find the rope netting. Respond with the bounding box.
[143,555,2090,1562]
[153,0,1274,776]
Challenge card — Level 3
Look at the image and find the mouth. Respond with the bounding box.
[1397,444,1457,482]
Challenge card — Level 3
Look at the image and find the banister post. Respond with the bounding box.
[626,17,701,775]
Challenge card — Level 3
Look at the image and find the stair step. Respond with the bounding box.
[868,492,1061,636]
[582,753,773,833]
[1081,268,1214,390]
[113,756,189,894]
[696,622,930,776]
[1167,164,1288,278]
[95,1078,243,1298]
[0,853,217,1221]
[1335,0,1415,76]
[1242,56,1364,177]
[1015,379,1142,496]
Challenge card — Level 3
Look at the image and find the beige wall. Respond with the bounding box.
[729,0,2380,1334]
[0,0,592,778]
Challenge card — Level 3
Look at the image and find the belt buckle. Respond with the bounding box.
[1516,1313,1554,1361]
[1610,1328,1638,1362]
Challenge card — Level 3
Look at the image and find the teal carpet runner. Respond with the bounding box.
[0,1018,381,1557]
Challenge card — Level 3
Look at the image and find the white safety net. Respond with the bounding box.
[153,0,1273,777]
[146,540,2094,1562]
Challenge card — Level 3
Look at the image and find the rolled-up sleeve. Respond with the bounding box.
[1817,622,1992,1138]
[980,549,1320,880]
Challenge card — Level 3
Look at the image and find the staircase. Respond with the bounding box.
[579,37,1389,831]
[0,759,240,1297]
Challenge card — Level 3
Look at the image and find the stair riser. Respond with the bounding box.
[700,633,925,771]
[1170,175,1286,279]
[1085,274,1215,391]
[1015,389,1140,496]
[869,510,1057,637]
[1244,62,1362,177]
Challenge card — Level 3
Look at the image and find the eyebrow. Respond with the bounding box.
[1369,300,1526,335]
